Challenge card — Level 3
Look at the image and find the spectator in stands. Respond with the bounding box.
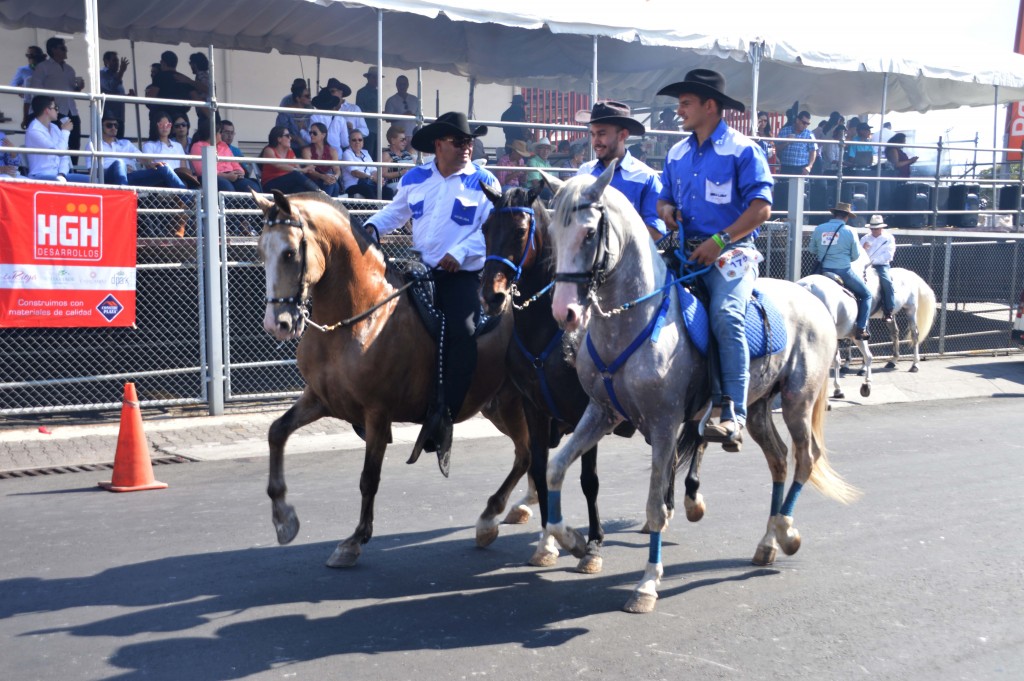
[628,141,648,164]
[342,131,389,199]
[500,94,529,154]
[188,52,212,122]
[844,122,876,173]
[328,78,370,156]
[86,114,187,189]
[24,95,88,182]
[559,138,588,169]
[301,121,340,197]
[820,124,846,174]
[277,79,313,153]
[171,114,192,156]
[754,111,775,162]
[495,139,531,188]
[311,88,349,154]
[218,119,256,179]
[142,111,199,188]
[525,137,553,197]
[381,124,413,197]
[12,45,45,128]
[31,37,85,160]
[578,100,665,241]
[384,74,420,139]
[189,119,261,193]
[884,133,917,178]
[821,111,844,139]
[356,66,381,157]
[100,51,132,138]
[259,125,320,195]
[775,109,818,177]
[148,51,197,128]
[845,117,861,139]
[1,131,22,178]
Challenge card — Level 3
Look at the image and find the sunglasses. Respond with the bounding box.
[798,119,811,125]
[442,136,474,148]
[280,132,291,138]
[351,137,364,143]
[173,122,189,128]
[103,122,118,128]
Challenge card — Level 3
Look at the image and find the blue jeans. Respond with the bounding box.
[104,160,186,190]
[823,266,872,329]
[29,172,90,183]
[312,176,341,197]
[873,264,896,315]
[700,252,757,426]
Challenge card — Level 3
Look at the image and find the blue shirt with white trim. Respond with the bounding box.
[578,151,666,236]
[659,120,773,239]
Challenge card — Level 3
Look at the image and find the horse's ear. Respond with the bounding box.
[539,170,564,195]
[251,190,273,214]
[481,182,502,206]
[271,189,292,216]
[526,186,540,205]
[533,197,551,234]
[583,158,616,203]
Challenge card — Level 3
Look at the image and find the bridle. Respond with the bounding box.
[483,205,535,284]
[552,199,612,298]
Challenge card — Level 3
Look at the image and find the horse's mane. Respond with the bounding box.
[550,173,645,242]
[269,191,381,253]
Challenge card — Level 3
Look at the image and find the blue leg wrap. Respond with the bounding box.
[780,481,804,517]
[548,490,562,525]
[648,531,662,565]
[770,482,785,517]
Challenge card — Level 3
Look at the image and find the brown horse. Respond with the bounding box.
[253,190,531,567]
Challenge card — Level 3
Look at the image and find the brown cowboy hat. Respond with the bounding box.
[830,201,857,218]
[657,69,745,112]
[410,111,487,153]
[576,100,645,137]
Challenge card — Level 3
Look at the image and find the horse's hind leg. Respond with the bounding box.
[832,350,845,399]
[268,390,328,546]
[907,308,921,372]
[576,444,604,574]
[744,397,791,566]
[885,316,901,369]
[477,386,532,548]
[856,338,872,398]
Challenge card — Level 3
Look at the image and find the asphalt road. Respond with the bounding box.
[1,397,1022,681]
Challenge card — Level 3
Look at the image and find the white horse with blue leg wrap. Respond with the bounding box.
[539,162,860,614]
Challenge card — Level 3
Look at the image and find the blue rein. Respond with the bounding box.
[484,206,535,284]
[513,328,566,423]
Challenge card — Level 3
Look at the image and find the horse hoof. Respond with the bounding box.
[476,519,499,548]
[909,365,919,373]
[839,366,850,375]
[885,361,896,369]
[502,505,532,525]
[780,530,802,556]
[752,544,777,566]
[326,544,360,568]
[528,547,558,568]
[684,493,705,522]
[856,369,865,377]
[622,592,657,614]
[640,519,669,534]
[833,390,845,399]
[860,384,871,397]
[553,527,587,559]
[273,507,300,545]
[576,553,603,574]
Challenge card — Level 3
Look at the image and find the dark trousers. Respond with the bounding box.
[433,269,481,417]
[67,114,82,164]
[263,171,319,195]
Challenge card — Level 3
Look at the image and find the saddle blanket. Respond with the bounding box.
[678,285,786,358]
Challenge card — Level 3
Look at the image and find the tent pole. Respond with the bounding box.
[316,58,321,93]
[85,0,102,182]
[377,7,383,199]
[207,44,217,123]
[750,41,762,135]
[873,71,889,210]
[994,84,1001,179]
[130,40,142,146]
[591,35,598,103]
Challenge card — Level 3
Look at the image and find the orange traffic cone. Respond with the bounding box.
[98,383,168,492]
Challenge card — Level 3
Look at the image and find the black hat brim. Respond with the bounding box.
[411,122,488,154]
[657,81,745,113]
[589,115,646,137]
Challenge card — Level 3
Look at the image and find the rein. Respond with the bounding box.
[264,212,414,333]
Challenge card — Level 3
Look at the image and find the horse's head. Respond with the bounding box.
[480,184,543,315]
[253,190,327,341]
[545,161,621,331]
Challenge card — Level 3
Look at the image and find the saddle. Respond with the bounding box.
[388,258,501,342]
[680,282,787,359]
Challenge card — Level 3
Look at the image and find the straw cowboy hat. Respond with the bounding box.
[410,111,488,153]
[530,137,553,152]
[657,68,746,112]
[867,214,888,228]
[507,139,533,158]
[575,100,645,137]
[830,201,857,218]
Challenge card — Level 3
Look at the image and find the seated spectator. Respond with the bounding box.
[844,122,876,173]
[277,78,313,152]
[310,89,348,155]
[189,119,261,193]
[525,137,553,196]
[259,126,319,195]
[86,114,187,189]
[558,139,588,169]
[301,122,340,197]
[24,95,88,182]
[627,141,648,164]
[1,131,22,178]
[171,114,192,154]
[218,119,256,179]
[342,131,389,199]
[496,139,531,188]
[884,133,918,178]
[380,124,413,196]
[142,111,199,187]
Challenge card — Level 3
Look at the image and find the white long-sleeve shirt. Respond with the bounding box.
[368,161,499,270]
[860,231,896,265]
[85,138,141,171]
[25,118,71,178]
[141,139,186,169]
[340,101,369,137]
[310,112,349,152]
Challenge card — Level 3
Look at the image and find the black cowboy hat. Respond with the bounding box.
[657,69,746,113]
[579,100,645,137]
[325,78,352,99]
[410,111,487,153]
[311,88,339,111]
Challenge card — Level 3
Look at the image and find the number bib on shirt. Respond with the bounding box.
[715,246,763,280]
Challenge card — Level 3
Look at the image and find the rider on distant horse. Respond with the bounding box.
[364,111,498,457]
[656,69,774,451]
[577,100,666,242]
[812,202,873,339]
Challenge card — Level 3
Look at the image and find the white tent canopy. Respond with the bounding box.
[2,0,1023,113]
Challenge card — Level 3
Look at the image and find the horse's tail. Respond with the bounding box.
[808,377,862,505]
[912,273,937,343]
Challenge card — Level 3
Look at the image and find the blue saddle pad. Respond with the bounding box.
[677,284,787,359]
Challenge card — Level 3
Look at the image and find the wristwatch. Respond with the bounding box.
[716,230,732,247]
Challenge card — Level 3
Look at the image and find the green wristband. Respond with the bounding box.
[711,233,726,249]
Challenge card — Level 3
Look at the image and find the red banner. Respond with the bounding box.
[1007,102,1024,162]
[0,183,138,327]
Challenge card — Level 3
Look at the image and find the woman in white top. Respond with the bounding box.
[141,112,186,169]
[24,95,89,182]
[341,132,379,199]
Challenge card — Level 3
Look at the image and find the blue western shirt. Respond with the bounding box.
[659,120,773,239]
[578,152,666,236]
[811,219,862,269]
[369,160,499,271]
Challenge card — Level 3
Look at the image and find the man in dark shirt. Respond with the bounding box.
[148,51,196,125]
[500,94,529,154]
[355,66,381,157]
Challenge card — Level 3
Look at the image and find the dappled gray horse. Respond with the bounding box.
[539,163,859,613]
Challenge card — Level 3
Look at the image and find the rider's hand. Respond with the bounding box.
[657,204,679,229]
[437,253,460,272]
[690,237,723,266]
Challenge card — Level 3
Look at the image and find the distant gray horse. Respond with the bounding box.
[798,273,874,398]
[863,266,937,372]
[539,163,859,614]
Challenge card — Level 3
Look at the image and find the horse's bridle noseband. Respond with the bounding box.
[264,214,309,306]
[484,206,536,284]
[552,199,611,294]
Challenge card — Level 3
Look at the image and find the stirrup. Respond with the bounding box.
[408,407,453,477]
